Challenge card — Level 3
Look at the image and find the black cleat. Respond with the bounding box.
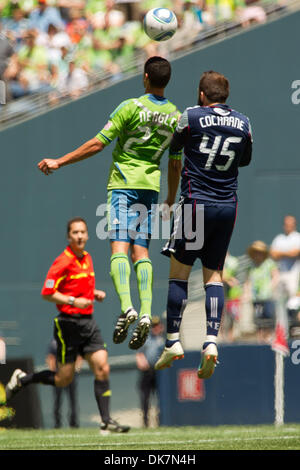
[113,307,138,344]
[100,418,130,435]
[129,315,151,350]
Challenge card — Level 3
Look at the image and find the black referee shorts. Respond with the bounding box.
[53,314,106,364]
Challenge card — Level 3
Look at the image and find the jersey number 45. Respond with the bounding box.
[200,135,242,171]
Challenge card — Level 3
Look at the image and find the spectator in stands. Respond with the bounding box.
[245,241,280,343]
[136,316,164,428]
[205,0,235,22]
[46,337,82,428]
[0,24,14,81]
[36,23,72,64]
[111,34,136,75]
[0,0,14,18]
[47,35,73,92]
[29,0,65,33]
[286,285,300,338]
[5,28,53,98]
[75,33,120,78]
[65,8,89,45]
[57,0,86,23]
[270,215,300,299]
[182,0,206,32]
[139,0,176,12]
[55,54,89,99]
[236,1,267,27]
[86,0,126,30]
[1,5,30,47]
[222,252,242,342]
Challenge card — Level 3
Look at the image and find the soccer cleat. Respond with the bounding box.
[128,315,151,350]
[5,369,26,401]
[197,343,218,379]
[113,307,138,344]
[154,341,184,370]
[100,418,130,435]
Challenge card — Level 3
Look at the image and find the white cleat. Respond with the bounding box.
[197,343,218,379]
[154,341,184,370]
[5,369,26,401]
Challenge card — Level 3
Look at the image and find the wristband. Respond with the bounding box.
[68,296,75,306]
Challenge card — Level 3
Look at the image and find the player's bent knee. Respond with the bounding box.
[55,364,75,387]
[55,374,74,388]
[86,349,109,375]
[202,266,223,285]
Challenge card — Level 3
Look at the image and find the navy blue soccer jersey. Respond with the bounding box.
[170,104,253,202]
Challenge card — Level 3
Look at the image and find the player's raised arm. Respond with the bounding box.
[165,158,182,208]
[164,111,187,207]
[38,137,105,175]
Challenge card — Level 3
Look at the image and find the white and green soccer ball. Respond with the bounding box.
[143,8,178,42]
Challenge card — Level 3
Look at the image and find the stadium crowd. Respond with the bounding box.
[0,0,269,104]
[220,215,300,345]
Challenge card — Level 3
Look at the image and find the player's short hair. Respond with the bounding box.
[144,56,171,88]
[67,217,88,234]
[199,71,229,103]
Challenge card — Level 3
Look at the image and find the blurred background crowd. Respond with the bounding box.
[0,0,274,104]
[219,215,300,345]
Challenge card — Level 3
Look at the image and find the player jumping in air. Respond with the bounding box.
[38,57,182,350]
[155,71,253,378]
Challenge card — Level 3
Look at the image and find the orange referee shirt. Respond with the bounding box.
[41,246,95,315]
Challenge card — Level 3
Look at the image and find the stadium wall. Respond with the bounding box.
[0,9,299,425]
[158,345,300,426]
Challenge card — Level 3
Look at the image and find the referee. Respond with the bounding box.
[5,217,130,434]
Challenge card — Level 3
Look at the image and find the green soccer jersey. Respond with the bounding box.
[249,258,277,302]
[95,94,181,192]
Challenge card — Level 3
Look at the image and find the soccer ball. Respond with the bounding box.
[143,8,178,42]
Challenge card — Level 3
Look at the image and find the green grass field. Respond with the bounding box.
[1,424,300,451]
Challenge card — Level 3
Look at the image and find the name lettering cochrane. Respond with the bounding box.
[199,115,244,130]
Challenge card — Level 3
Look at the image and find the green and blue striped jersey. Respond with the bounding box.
[96,93,181,192]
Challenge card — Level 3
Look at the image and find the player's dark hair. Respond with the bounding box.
[67,217,88,234]
[144,56,171,88]
[199,71,229,104]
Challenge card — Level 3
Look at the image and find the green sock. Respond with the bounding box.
[110,253,133,314]
[134,258,153,318]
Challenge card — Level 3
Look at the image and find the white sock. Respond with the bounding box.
[167,333,180,342]
[205,335,217,344]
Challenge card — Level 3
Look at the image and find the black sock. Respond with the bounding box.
[21,370,55,386]
[94,379,111,424]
